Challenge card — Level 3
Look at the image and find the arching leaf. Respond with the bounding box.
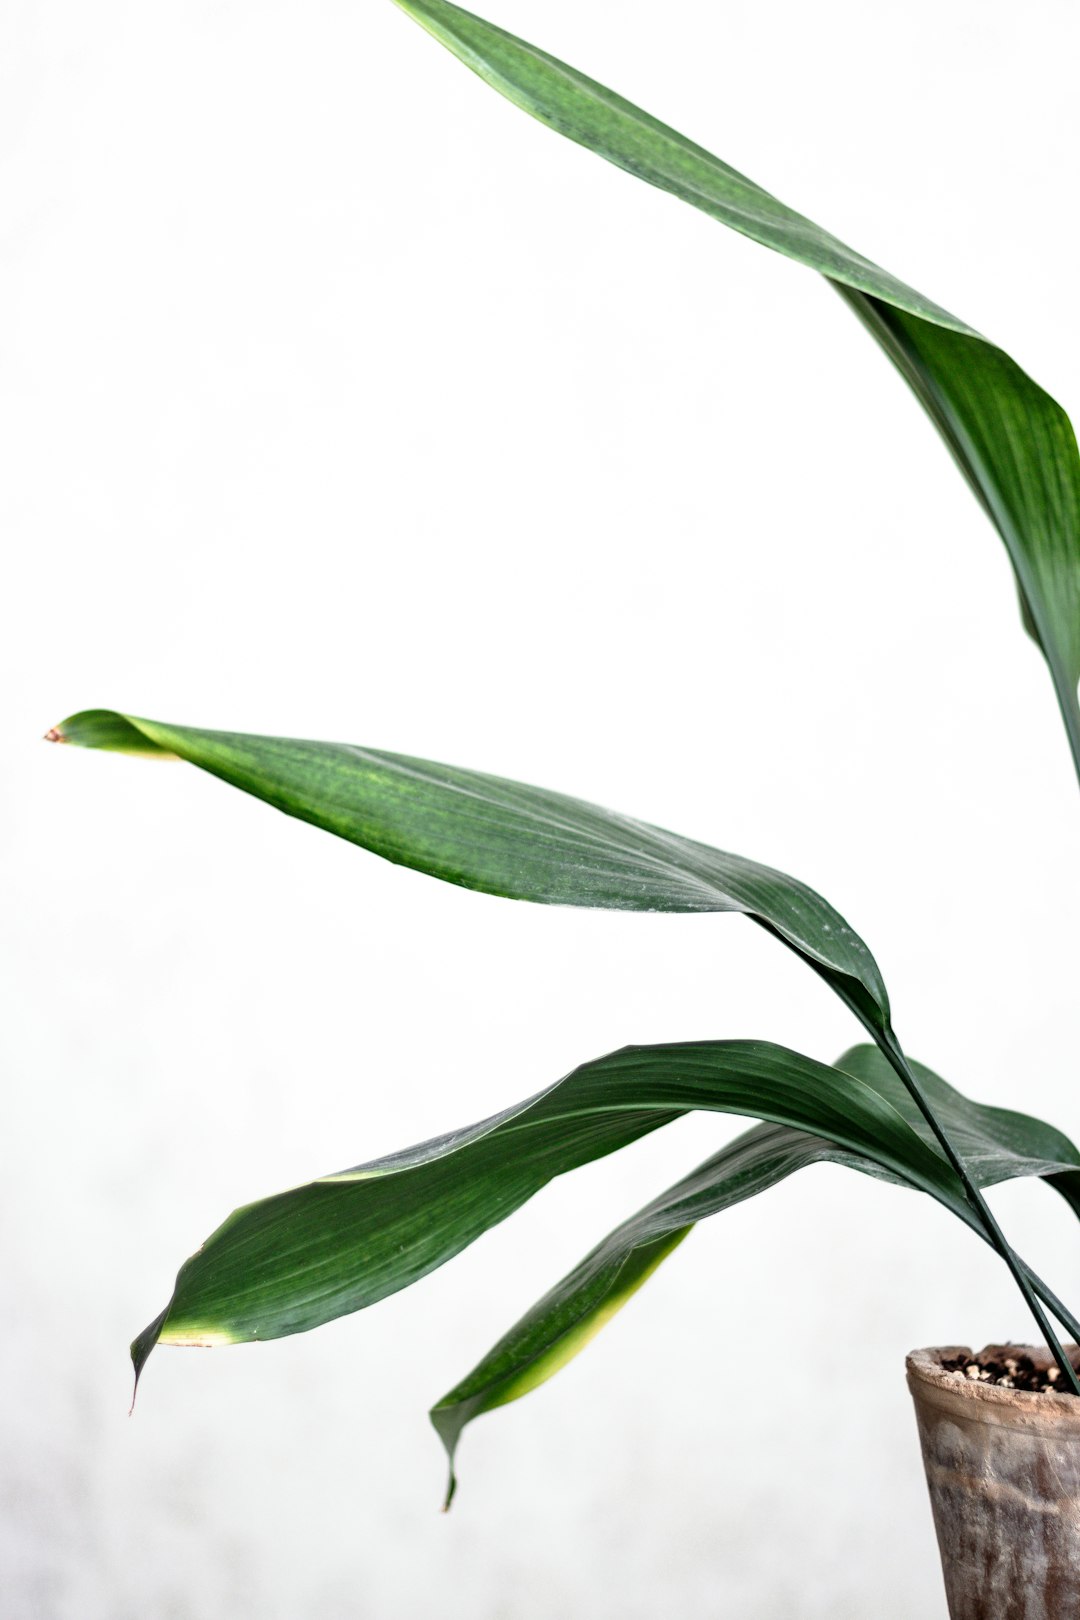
[54,710,1078,1380]
[430,1044,1080,1500]
[48,710,891,1030]
[130,1038,958,1377]
[391,0,1080,770]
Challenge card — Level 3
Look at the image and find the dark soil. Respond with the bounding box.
[941,1343,1080,1394]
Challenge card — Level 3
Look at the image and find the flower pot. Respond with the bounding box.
[907,1345,1080,1619]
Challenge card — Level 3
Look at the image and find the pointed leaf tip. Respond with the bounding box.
[43,727,64,743]
[130,1305,168,1404]
[44,711,891,1021]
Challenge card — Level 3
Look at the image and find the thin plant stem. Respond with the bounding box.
[877,1028,1080,1395]
[1022,1264,1080,1348]
[763,926,1080,1378]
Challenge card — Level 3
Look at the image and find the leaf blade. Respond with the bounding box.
[392,0,1080,752]
[430,1045,1080,1493]
[57,711,1076,1379]
[51,710,891,1025]
[134,1038,956,1370]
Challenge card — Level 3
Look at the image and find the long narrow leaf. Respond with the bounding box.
[391,0,1080,766]
[431,1044,1080,1500]
[51,709,1072,1361]
[55,709,1079,1375]
[48,710,891,1030]
[130,1039,957,1379]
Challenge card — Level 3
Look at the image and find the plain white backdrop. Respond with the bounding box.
[4,0,1080,1614]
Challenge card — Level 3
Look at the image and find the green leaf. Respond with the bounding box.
[52,710,1080,1380]
[391,0,1080,769]
[431,1043,1080,1500]
[48,710,891,1031]
[131,1039,960,1373]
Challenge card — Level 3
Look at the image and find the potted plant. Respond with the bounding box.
[45,1,1080,1611]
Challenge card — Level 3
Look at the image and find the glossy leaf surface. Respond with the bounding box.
[50,710,890,1029]
[392,0,1080,765]
[431,1044,1080,1498]
[53,709,1079,1382]
[130,1039,960,1377]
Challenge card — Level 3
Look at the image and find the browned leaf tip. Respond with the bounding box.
[43,727,65,743]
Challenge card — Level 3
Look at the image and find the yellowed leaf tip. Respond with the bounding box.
[160,1326,240,1349]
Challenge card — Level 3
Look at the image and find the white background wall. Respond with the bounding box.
[4,1,1080,1614]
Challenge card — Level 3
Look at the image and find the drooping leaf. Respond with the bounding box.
[48,710,891,1031]
[128,1033,1080,1453]
[430,1043,1080,1499]
[50,709,1075,1373]
[839,1044,1080,1218]
[391,0,1080,768]
[130,1039,959,1376]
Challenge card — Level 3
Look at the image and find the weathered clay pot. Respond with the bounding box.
[908,1345,1080,1619]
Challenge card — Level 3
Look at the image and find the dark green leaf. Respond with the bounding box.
[53,710,1077,1374]
[431,1044,1080,1499]
[392,0,1080,766]
[53,712,1079,1379]
[48,710,891,1031]
[132,1039,958,1373]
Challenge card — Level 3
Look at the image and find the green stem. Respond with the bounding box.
[778,948,1080,1372]
[1023,1263,1080,1348]
[878,1028,1080,1394]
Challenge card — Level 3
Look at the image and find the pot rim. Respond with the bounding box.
[908,1344,1080,1434]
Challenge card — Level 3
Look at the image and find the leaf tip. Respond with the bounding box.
[431,1402,462,1510]
[129,1305,169,1410]
[43,726,65,744]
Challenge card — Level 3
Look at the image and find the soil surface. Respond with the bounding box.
[940,1343,1080,1395]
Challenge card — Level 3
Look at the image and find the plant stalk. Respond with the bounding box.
[1023,1264,1080,1349]
[878,1028,1080,1395]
